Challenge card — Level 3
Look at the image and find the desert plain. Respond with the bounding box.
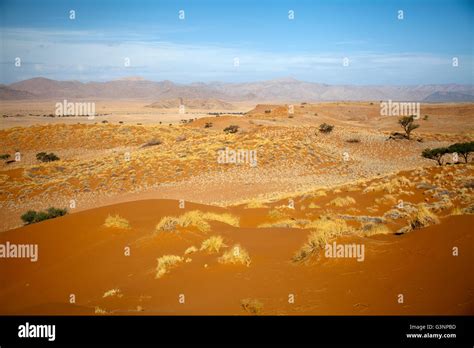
[0,98,473,315]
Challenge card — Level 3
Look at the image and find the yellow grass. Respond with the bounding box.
[364,176,413,194]
[104,214,131,229]
[95,307,107,315]
[258,219,301,228]
[314,190,327,197]
[327,196,356,207]
[409,205,440,230]
[201,211,240,227]
[304,217,354,234]
[103,288,123,298]
[240,298,263,315]
[179,211,211,232]
[200,235,226,253]
[184,246,198,255]
[218,244,251,266]
[293,218,354,262]
[155,216,180,231]
[267,208,289,220]
[155,255,183,279]
[155,210,239,232]
[362,223,392,236]
[375,194,397,205]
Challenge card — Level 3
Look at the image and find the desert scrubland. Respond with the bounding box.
[0,100,473,315]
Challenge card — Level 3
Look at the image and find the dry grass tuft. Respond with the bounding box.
[364,176,413,194]
[304,217,354,234]
[240,298,263,315]
[104,214,131,229]
[409,205,440,230]
[179,211,211,232]
[362,223,392,236]
[184,246,198,255]
[103,288,123,298]
[155,216,180,231]
[95,307,108,315]
[200,235,226,253]
[155,210,239,232]
[293,218,354,262]
[201,211,240,227]
[327,196,356,207]
[267,208,290,220]
[155,255,183,279]
[258,219,302,228]
[218,244,251,266]
[375,194,397,205]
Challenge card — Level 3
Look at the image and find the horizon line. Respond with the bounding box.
[4,76,474,87]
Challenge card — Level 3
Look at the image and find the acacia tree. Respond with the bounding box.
[447,142,474,163]
[398,115,420,140]
[422,147,448,166]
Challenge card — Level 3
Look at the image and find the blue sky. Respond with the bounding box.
[1,0,473,84]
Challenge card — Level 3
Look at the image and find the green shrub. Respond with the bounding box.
[319,123,334,133]
[46,207,68,218]
[21,207,68,225]
[20,210,37,224]
[36,152,60,162]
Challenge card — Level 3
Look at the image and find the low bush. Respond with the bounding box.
[36,152,60,162]
[319,123,334,133]
[21,207,67,225]
[224,125,239,134]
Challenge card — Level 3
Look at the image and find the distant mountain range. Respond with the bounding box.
[1,77,473,102]
[146,98,235,110]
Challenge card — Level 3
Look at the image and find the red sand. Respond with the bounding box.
[0,199,472,315]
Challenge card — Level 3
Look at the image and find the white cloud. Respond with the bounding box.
[1,27,472,84]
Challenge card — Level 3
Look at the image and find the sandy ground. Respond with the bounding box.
[0,186,472,315]
[0,101,473,315]
[0,103,472,231]
[0,100,255,129]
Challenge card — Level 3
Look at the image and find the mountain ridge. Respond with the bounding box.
[2,77,474,102]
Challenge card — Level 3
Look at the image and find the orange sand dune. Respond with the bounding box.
[0,198,472,315]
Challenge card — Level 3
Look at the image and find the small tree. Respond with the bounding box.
[398,115,419,140]
[319,123,334,134]
[422,147,448,166]
[448,142,474,163]
[0,154,11,160]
